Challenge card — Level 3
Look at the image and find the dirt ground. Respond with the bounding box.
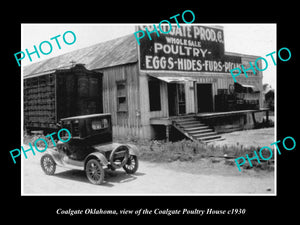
[22,146,275,195]
[21,127,275,195]
[210,127,275,148]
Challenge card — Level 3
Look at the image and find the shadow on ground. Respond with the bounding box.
[53,169,146,187]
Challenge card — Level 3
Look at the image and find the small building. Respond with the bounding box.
[23,25,268,143]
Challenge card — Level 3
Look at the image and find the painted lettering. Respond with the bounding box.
[134,10,196,45]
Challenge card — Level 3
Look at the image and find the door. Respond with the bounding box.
[168,83,177,116]
[177,83,186,115]
[197,83,213,112]
[168,83,186,116]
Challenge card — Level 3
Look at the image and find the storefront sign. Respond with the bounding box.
[134,10,196,45]
[138,25,241,73]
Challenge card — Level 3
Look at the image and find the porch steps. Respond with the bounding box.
[188,128,213,134]
[172,116,224,144]
[184,126,210,131]
[180,123,209,129]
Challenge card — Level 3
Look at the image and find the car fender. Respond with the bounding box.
[126,144,139,156]
[84,152,109,169]
[109,143,139,156]
[44,147,64,166]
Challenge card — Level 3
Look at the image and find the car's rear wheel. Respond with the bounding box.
[85,159,104,185]
[40,154,56,175]
[123,155,139,174]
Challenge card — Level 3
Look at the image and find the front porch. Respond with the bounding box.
[149,108,270,143]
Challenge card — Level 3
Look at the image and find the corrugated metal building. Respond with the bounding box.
[23,25,267,142]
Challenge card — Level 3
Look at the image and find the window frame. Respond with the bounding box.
[116,80,128,112]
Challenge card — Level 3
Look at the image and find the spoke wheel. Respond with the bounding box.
[40,154,56,175]
[85,159,104,185]
[123,155,139,174]
[109,146,129,169]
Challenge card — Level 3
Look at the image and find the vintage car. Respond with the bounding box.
[40,113,139,185]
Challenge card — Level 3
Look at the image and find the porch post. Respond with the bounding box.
[251,112,257,127]
[266,109,269,123]
[166,125,171,142]
[194,81,197,114]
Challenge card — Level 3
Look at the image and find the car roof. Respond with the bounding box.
[60,113,111,121]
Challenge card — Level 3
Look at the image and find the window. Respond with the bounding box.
[61,120,78,138]
[72,120,80,137]
[116,81,127,112]
[148,79,161,111]
[91,119,108,130]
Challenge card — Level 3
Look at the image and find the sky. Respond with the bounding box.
[21,23,276,88]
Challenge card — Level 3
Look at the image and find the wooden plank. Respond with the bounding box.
[185,81,195,114]
[150,117,172,125]
[101,63,141,137]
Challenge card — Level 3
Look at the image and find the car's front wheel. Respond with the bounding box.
[40,154,56,175]
[123,155,139,174]
[85,159,105,185]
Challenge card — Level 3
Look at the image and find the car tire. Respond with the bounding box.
[109,146,129,169]
[85,159,105,185]
[40,154,56,175]
[123,155,139,174]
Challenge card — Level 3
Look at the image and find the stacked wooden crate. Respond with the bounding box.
[23,64,103,133]
[24,74,56,129]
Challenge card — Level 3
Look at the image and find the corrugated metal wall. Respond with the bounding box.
[100,63,141,138]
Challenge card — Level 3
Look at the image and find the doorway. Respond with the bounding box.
[197,83,213,112]
[168,83,186,116]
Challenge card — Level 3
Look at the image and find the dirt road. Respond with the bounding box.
[21,151,275,195]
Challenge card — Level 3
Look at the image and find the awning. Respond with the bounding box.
[234,82,260,93]
[148,73,197,83]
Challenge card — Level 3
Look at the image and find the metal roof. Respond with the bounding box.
[22,32,261,78]
[60,113,112,121]
[148,73,197,83]
[23,34,138,77]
